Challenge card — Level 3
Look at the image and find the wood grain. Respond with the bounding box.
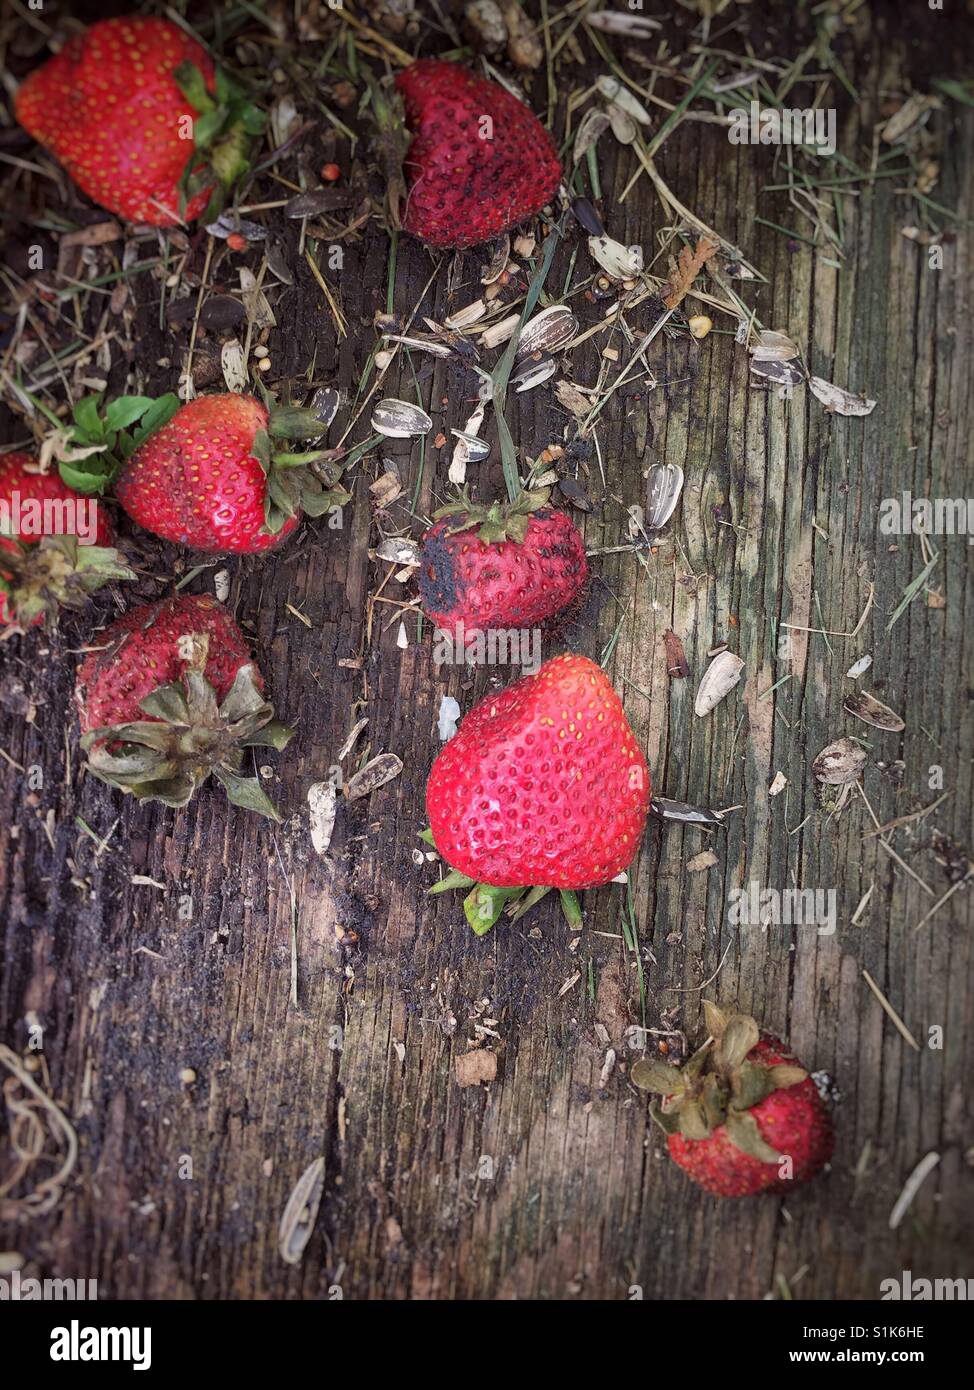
[1,4,971,1301]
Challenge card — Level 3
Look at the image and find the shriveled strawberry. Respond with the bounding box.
[634,1001,834,1197]
[115,394,348,555]
[76,593,292,818]
[426,653,650,932]
[14,17,262,226]
[395,59,562,249]
[0,452,132,629]
[420,491,588,643]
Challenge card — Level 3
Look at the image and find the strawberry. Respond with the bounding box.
[76,593,292,819]
[115,394,349,555]
[421,491,588,644]
[14,17,263,226]
[426,653,650,932]
[0,452,133,630]
[395,59,562,249]
[633,1001,834,1197]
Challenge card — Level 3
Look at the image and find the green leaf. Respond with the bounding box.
[723,1109,781,1164]
[559,889,583,929]
[428,869,477,895]
[241,105,267,136]
[239,719,294,751]
[630,1058,683,1093]
[133,393,180,445]
[213,766,283,821]
[418,828,436,846]
[932,77,974,106]
[252,428,272,473]
[173,61,216,115]
[57,461,112,496]
[463,883,526,936]
[194,108,225,151]
[267,406,330,439]
[104,396,155,432]
[72,395,105,441]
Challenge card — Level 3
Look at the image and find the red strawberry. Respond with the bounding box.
[634,1001,834,1197]
[426,653,650,931]
[14,17,262,226]
[0,453,132,629]
[77,593,292,818]
[115,394,345,555]
[420,494,588,643]
[395,60,562,249]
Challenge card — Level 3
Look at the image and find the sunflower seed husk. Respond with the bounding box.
[844,691,906,733]
[445,299,488,331]
[449,429,491,461]
[749,357,806,388]
[573,108,611,165]
[645,462,684,530]
[206,213,267,242]
[382,334,453,359]
[307,780,338,855]
[309,386,341,431]
[607,102,638,145]
[511,355,557,393]
[284,188,355,219]
[587,11,661,37]
[375,537,421,567]
[588,234,643,281]
[481,234,511,285]
[371,399,433,439]
[695,651,745,717]
[278,1156,325,1265]
[846,654,873,679]
[264,238,294,285]
[221,339,247,394]
[345,752,404,801]
[570,196,604,237]
[516,304,577,359]
[809,375,877,417]
[596,75,653,125]
[750,329,801,361]
[813,737,868,785]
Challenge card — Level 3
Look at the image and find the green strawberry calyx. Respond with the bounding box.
[0,534,135,629]
[250,403,351,536]
[173,62,266,222]
[433,485,553,546]
[632,1001,809,1163]
[55,392,182,496]
[81,632,293,821]
[421,829,583,936]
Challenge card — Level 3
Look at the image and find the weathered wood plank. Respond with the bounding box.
[1,4,971,1302]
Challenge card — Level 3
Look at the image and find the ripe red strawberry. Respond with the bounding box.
[421,494,588,643]
[77,593,292,818]
[395,60,562,249]
[0,452,132,629]
[426,653,650,931]
[634,1001,834,1197]
[14,17,262,226]
[115,393,345,555]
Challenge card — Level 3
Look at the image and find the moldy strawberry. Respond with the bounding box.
[76,593,292,819]
[395,59,562,249]
[633,1000,834,1197]
[15,17,263,226]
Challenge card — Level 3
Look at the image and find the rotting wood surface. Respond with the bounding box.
[0,4,972,1300]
